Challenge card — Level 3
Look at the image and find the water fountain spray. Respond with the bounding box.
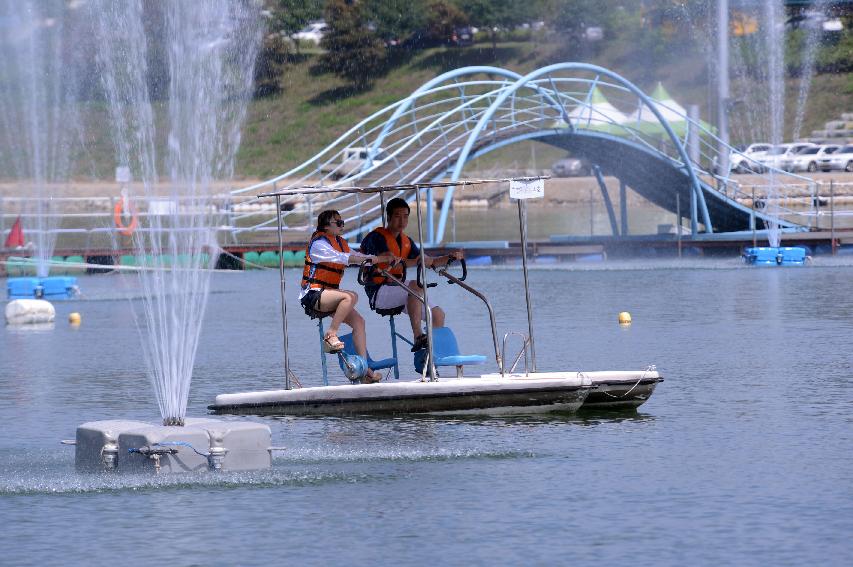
[92,0,262,426]
[0,0,84,302]
[72,1,272,472]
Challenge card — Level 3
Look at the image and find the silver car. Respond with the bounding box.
[755,143,816,172]
[784,144,840,172]
[818,145,853,172]
[551,157,591,177]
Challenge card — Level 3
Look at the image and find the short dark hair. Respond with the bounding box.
[317,209,341,230]
[385,198,409,221]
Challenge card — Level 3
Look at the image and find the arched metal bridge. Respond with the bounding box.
[231,63,818,245]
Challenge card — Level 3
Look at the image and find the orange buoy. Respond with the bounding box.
[113,199,138,236]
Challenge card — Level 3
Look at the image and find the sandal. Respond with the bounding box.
[361,369,383,384]
[323,333,344,353]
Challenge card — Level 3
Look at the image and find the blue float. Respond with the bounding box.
[742,247,808,266]
[7,276,80,299]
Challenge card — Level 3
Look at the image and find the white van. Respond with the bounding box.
[729,143,771,174]
[338,147,390,177]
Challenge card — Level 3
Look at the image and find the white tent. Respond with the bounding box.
[551,86,629,135]
[626,82,687,126]
[625,83,713,137]
[565,86,629,134]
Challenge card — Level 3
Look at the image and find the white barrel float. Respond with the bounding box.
[5,299,56,325]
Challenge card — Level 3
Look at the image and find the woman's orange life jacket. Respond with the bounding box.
[301,231,351,290]
[370,227,411,285]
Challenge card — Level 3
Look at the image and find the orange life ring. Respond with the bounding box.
[113,199,138,236]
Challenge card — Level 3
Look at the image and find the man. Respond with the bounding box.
[360,198,463,352]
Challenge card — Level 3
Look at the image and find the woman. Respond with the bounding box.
[300,209,393,384]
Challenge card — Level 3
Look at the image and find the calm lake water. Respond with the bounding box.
[1,262,851,566]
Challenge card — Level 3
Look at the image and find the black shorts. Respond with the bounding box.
[300,289,327,319]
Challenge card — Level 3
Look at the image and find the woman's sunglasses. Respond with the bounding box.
[333,219,345,227]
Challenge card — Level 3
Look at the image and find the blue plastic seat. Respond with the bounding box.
[414,327,487,376]
[336,333,398,374]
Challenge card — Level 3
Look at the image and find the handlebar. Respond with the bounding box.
[444,257,467,283]
[358,258,407,286]
[416,261,438,290]
[418,256,466,287]
[357,259,373,286]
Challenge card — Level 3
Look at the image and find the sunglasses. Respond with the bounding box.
[332,219,345,227]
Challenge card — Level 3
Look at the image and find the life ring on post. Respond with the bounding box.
[113,199,138,236]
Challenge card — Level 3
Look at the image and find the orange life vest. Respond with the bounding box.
[369,227,411,285]
[301,231,351,290]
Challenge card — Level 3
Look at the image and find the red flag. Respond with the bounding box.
[4,216,24,248]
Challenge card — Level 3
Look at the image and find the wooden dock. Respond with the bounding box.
[3,229,852,276]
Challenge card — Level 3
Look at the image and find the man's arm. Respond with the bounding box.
[406,244,465,268]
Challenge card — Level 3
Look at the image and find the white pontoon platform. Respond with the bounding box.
[210,373,592,416]
[211,178,663,417]
[210,370,663,416]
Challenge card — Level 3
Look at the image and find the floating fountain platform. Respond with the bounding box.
[5,298,55,325]
[742,247,808,266]
[75,418,272,473]
[7,276,79,299]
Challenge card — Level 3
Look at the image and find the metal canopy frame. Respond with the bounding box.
[269,176,545,388]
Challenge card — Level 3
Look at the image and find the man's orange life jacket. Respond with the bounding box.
[301,231,350,290]
[369,227,411,285]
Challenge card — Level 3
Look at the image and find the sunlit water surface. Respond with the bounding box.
[1,263,851,566]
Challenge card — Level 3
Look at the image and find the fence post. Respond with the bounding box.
[751,186,756,248]
[676,192,682,259]
[830,180,836,256]
[815,182,821,231]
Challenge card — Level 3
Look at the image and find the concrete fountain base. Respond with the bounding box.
[75,417,271,473]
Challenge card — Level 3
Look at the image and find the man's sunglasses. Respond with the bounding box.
[333,219,345,227]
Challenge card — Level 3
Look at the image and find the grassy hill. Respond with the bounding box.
[235,38,853,180]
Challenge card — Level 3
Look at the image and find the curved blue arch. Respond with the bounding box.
[236,63,816,243]
[439,62,712,244]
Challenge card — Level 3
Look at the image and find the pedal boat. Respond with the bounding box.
[211,179,663,417]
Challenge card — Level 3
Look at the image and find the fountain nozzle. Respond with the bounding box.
[163,417,185,427]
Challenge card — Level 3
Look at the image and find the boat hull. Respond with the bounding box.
[582,375,663,409]
[481,370,663,410]
[210,374,592,416]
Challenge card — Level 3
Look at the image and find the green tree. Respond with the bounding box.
[458,0,529,49]
[320,0,387,87]
[254,33,290,97]
[363,0,428,45]
[267,0,324,55]
[423,0,469,45]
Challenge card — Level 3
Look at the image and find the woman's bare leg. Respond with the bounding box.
[318,289,357,336]
[343,308,367,358]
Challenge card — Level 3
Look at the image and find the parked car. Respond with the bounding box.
[449,26,474,46]
[784,144,840,172]
[729,143,771,173]
[818,144,853,172]
[551,156,591,177]
[292,21,327,44]
[331,146,390,179]
[754,143,816,172]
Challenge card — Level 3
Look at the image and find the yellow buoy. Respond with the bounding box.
[69,312,81,325]
[618,311,632,325]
